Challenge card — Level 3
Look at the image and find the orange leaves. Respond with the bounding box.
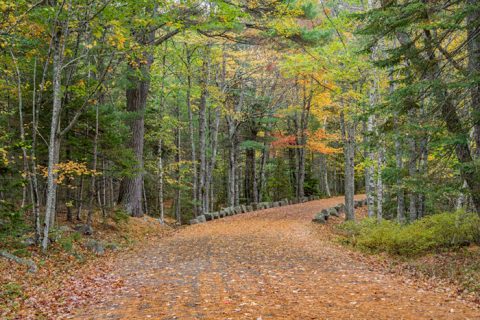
[271,129,339,155]
[271,132,297,150]
[306,129,340,154]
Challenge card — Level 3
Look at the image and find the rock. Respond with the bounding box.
[246,205,253,212]
[337,203,345,213]
[197,215,206,223]
[312,212,326,224]
[219,210,226,218]
[21,237,36,246]
[58,225,72,233]
[233,206,242,214]
[74,224,93,235]
[272,201,279,208]
[321,209,329,220]
[328,207,339,217]
[105,243,119,251]
[85,239,105,255]
[251,203,259,210]
[212,211,220,219]
[241,205,247,213]
[189,218,199,225]
[0,250,37,273]
[204,213,214,221]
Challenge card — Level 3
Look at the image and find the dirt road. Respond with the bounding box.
[72,196,480,319]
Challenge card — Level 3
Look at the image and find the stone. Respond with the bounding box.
[337,203,345,213]
[328,207,339,217]
[21,237,36,246]
[197,215,206,223]
[74,224,93,235]
[246,205,253,212]
[105,243,119,251]
[219,210,226,218]
[251,203,259,210]
[85,239,105,255]
[189,218,199,225]
[321,209,329,219]
[272,201,279,208]
[312,212,326,224]
[241,205,247,213]
[58,225,72,233]
[212,212,220,219]
[234,206,242,214]
[204,213,214,221]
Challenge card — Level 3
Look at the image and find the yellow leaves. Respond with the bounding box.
[39,161,100,185]
[0,147,8,167]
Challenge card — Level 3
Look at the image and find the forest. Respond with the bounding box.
[1,0,480,318]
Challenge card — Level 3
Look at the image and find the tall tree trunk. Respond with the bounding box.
[365,116,376,218]
[157,139,164,223]
[198,58,208,214]
[468,0,480,156]
[87,103,100,228]
[258,142,269,202]
[42,28,64,251]
[207,106,220,210]
[376,145,385,221]
[174,103,181,224]
[340,111,356,221]
[30,58,41,243]
[119,53,152,217]
[185,55,198,216]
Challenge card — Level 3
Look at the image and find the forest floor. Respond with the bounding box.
[69,195,480,320]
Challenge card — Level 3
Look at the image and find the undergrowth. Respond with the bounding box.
[337,211,480,256]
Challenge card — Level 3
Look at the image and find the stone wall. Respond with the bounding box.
[189,196,321,225]
[311,199,367,224]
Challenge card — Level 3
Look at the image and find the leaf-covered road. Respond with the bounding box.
[72,196,480,319]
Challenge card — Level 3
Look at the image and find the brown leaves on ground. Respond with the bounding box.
[0,214,173,319]
[71,196,480,320]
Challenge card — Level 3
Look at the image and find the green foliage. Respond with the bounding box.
[0,201,27,242]
[338,212,480,256]
[58,232,81,253]
[0,282,23,301]
[112,208,130,225]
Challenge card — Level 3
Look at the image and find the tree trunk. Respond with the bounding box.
[340,111,356,221]
[185,57,198,216]
[174,104,182,224]
[42,29,64,251]
[120,61,150,217]
[468,0,480,157]
[376,145,385,221]
[365,116,376,218]
[207,106,220,210]
[198,58,208,214]
[86,103,99,227]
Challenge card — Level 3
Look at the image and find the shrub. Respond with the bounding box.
[338,211,480,256]
[112,209,130,224]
